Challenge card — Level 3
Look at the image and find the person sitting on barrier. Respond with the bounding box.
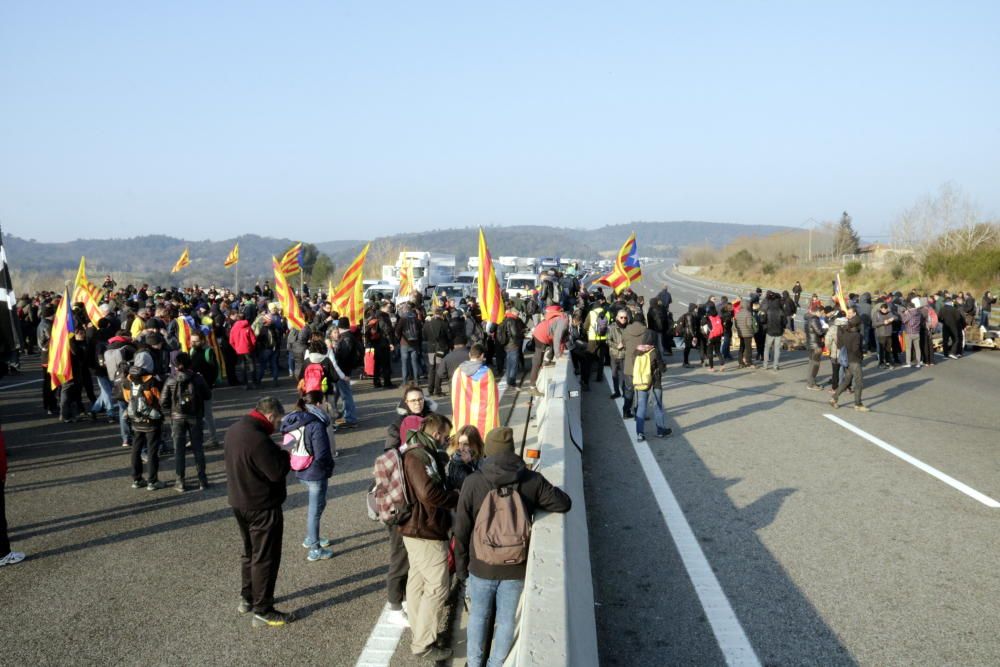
[453,426,572,667]
[445,425,484,490]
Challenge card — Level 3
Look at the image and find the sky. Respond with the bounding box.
[2,1,998,242]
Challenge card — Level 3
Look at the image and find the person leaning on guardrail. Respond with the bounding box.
[452,426,572,667]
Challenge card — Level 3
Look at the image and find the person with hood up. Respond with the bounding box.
[704,303,725,372]
[830,309,869,412]
[280,391,335,562]
[621,309,653,419]
[160,352,212,492]
[453,426,572,667]
[678,303,699,369]
[451,343,499,437]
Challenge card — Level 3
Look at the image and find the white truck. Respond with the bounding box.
[385,251,456,296]
[505,272,539,299]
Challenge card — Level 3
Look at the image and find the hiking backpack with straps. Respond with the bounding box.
[473,483,532,566]
[367,448,412,525]
[125,370,162,427]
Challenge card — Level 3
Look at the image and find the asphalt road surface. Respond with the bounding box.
[585,261,1000,666]
[0,355,525,666]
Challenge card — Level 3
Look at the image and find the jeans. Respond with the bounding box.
[172,416,206,482]
[400,345,421,386]
[466,574,525,667]
[287,350,297,377]
[237,354,257,387]
[336,378,357,423]
[203,399,218,442]
[117,400,132,445]
[721,333,732,360]
[505,348,520,386]
[621,374,635,416]
[764,334,782,369]
[256,348,279,385]
[91,376,115,416]
[300,478,329,548]
[635,386,666,436]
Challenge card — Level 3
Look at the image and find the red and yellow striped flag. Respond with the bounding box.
[477,229,504,325]
[272,256,305,329]
[72,256,104,325]
[280,242,302,276]
[176,316,194,353]
[450,363,499,436]
[834,273,848,312]
[595,232,641,294]
[332,243,370,326]
[171,248,191,273]
[224,242,239,268]
[48,287,75,389]
[398,252,414,299]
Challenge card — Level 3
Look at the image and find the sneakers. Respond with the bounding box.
[307,548,334,562]
[636,432,646,442]
[147,480,165,491]
[385,607,410,627]
[303,538,334,549]
[530,388,544,398]
[829,399,839,409]
[238,599,252,614]
[122,441,131,448]
[198,480,210,491]
[854,404,871,412]
[0,551,26,567]
[656,428,673,438]
[417,646,453,662]
[175,479,186,493]
[806,384,822,391]
[131,479,147,489]
[252,609,296,628]
[609,392,621,399]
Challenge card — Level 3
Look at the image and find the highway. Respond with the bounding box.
[584,262,1000,665]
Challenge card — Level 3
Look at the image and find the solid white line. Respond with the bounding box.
[824,414,1000,508]
[604,368,761,666]
[355,603,407,667]
[0,378,42,390]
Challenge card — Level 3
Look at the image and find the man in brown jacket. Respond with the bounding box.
[397,413,458,662]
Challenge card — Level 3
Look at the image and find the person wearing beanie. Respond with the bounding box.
[453,426,572,667]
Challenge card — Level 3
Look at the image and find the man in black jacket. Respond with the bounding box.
[224,396,294,627]
[453,427,572,667]
[804,304,826,390]
[160,352,212,492]
[829,312,869,412]
[422,308,452,397]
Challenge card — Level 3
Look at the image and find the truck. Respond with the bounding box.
[539,256,560,272]
[498,256,519,276]
[505,272,539,299]
[387,251,455,296]
[363,280,399,304]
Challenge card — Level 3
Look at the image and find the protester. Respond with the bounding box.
[632,344,672,440]
[422,307,452,398]
[805,303,826,390]
[160,352,212,491]
[228,313,258,390]
[446,424,484,490]
[123,354,166,490]
[761,292,787,371]
[224,396,295,627]
[188,332,220,446]
[0,422,25,567]
[608,307,629,394]
[733,296,756,369]
[830,310,869,412]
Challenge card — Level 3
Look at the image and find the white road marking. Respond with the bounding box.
[604,368,761,667]
[355,603,408,667]
[0,378,42,390]
[824,414,1000,509]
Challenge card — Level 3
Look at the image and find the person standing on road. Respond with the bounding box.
[188,332,220,446]
[872,301,896,368]
[752,300,767,363]
[398,413,458,663]
[123,354,167,490]
[792,281,803,307]
[422,308,452,398]
[830,311,869,412]
[453,426,572,667]
[733,296,755,369]
[980,290,996,329]
[632,344,672,440]
[0,421,26,567]
[224,396,295,627]
[761,292,787,371]
[704,304,724,372]
[805,303,826,390]
[496,307,526,387]
[608,307,629,395]
[678,303,698,368]
[160,352,212,492]
[621,310,652,418]
[901,300,924,368]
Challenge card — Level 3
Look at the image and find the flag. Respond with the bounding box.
[273,256,305,329]
[73,256,104,325]
[332,243,370,326]
[595,232,642,294]
[834,273,847,311]
[398,252,413,299]
[176,315,194,353]
[48,286,75,389]
[224,242,239,268]
[450,363,499,436]
[0,227,23,354]
[172,248,191,273]
[477,229,504,325]
[280,242,303,276]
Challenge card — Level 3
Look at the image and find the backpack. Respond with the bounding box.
[467,318,485,346]
[633,352,653,391]
[368,448,412,525]
[111,355,133,401]
[496,320,510,347]
[177,374,198,416]
[700,321,710,337]
[595,310,610,337]
[301,362,327,394]
[259,325,277,349]
[126,371,162,427]
[473,483,532,566]
[926,307,939,330]
[283,425,314,471]
[402,314,421,344]
[366,317,382,343]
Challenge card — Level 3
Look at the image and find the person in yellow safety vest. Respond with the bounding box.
[585,291,611,383]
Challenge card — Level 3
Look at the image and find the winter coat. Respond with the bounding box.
[496,315,526,352]
[825,317,847,361]
[623,322,653,377]
[452,450,572,581]
[857,293,873,328]
[446,452,479,491]
[160,368,212,419]
[297,351,340,394]
[397,430,459,541]
[608,322,627,360]
[837,318,864,364]
[872,309,895,338]
[394,310,423,348]
[384,396,439,451]
[423,316,453,356]
[762,304,787,337]
[938,304,966,335]
[287,324,312,359]
[734,305,755,338]
[901,308,923,335]
[442,347,471,386]
[189,344,219,388]
[805,314,825,351]
[224,411,290,511]
[228,320,256,355]
[281,405,335,481]
[646,303,668,333]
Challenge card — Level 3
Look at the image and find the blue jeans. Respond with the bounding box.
[621,374,635,415]
[466,574,524,667]
[90,376,115,416]
[400,345,421,386]
[635,386,666,436]
[256,348,279,384]
[287,350,297,377]
[117,400,131,444]
[721,333,732,360]
[505,348,520,386]
[336,378,357,423]
[300,478,329,547]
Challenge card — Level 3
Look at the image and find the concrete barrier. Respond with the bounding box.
[513,358,598,666]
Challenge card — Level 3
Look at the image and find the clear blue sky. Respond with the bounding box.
[2,1,997,242]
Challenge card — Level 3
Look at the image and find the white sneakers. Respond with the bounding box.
[385,602,410,627]
[0,551,25,567]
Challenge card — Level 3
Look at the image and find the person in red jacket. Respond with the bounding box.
[1,422,25,567]
[228,313,258,390]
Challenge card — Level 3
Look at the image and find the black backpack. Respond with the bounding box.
[402,314,421,344]
[177,374,198,416]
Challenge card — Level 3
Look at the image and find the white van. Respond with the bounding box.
[505,273,539,299]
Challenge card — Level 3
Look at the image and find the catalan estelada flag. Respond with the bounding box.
[280,242,303,276]
[332,243,370,325]
[477,229,504,325]
[72,256,104,325]
[224,242,239,268]
[596,232,641,294]
[171,248,191,273]
[272,256,305,329]
[175,315,194,353]
[397,252,414,299]
[451,362,499,436]
[48,286,75,389]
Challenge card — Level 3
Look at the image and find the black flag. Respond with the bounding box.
[0,226,23,357]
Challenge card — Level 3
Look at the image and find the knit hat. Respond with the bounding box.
[484,427,515,457]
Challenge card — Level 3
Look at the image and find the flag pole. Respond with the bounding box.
[235,262,239,295]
